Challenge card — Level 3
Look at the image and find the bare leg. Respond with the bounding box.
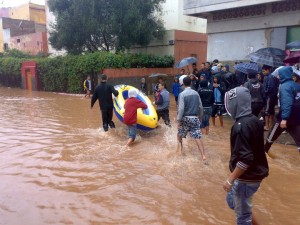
[252,214,260,225]
[206,126,210,135]
[265,115,270,130]
[201,128,206,135]
[219,115,223,127]
[126,138,134,147]
[177,134,184,155]
[195,138,206,161]
[212,117,216,126]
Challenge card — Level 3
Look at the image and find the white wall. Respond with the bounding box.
[129,30,175,56]
[207,30,267,61]
[161,0,206,33]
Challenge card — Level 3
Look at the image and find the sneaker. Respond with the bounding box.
[108,121,115,129]
[103,123,109,132]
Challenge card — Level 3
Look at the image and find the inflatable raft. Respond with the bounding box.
[113,85,158,131]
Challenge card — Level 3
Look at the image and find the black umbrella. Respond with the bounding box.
[246,52,284,67]
[255,47,285,59]
[234,62,260,74]
[286,40,300,49]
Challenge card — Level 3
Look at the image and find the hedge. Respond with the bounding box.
[0,51,174,93]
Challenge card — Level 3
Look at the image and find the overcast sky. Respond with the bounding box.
[1,0,45,7]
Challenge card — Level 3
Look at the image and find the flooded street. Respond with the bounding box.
[1,86,300,225]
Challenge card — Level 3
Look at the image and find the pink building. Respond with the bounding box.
[10,32,48,55]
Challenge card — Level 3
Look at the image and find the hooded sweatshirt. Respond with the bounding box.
[124,89,147,125]
[278,66,300,126]
[224,87,269,181]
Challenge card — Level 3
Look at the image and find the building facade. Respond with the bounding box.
[183,0,300,62]
[130,0,208,65]
[0,3,48,55]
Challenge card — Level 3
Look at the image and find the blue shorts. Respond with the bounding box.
[226,180,261,225]
[127,125,137,140]
[201,107,212,128]
[178,117,202,139]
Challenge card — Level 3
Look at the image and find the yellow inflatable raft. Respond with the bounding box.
[113,85,158,131]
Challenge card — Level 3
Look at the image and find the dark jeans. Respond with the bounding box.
[101,109,115,131]
[157,108,171,126]
[251,102,264,117]
[265,122,300,152]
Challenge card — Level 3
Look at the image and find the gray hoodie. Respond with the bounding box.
[224,87,252,120]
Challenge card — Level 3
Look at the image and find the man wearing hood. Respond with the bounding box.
[264,66,300,154]
[223,87,269,225]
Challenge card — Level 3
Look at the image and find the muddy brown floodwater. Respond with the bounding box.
[0,87,300,225]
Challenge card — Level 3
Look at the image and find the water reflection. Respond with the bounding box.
[0,87,300,225]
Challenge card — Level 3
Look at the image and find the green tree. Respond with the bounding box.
[48,0,166,54]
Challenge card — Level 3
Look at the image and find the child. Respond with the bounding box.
[83,75,92,98]
[172,77,180,105]
[124,88,147,146]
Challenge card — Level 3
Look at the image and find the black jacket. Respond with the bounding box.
[198,84,214,107]
[244,79,265,104]
[91,82,119,110]
[229,114,269,181]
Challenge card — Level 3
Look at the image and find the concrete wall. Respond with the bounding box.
[207,30,266,61]
[184,0,300,61]
[10,32,48,55]
[9,4,30,21]
[2,18,35,37]
[9,3,46,25]
[29,3,46,25]
[102,68,179,94]
[174,30,208,63]
[129,30,208,65]
[184,0,282,15]
[129,30,175,56]
[162,0,206,33]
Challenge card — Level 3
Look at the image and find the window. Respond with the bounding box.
[4,43,8,51]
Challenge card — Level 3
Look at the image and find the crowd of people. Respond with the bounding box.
[89,60,300,225]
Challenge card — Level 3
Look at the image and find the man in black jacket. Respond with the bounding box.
[223,87,269,225]
[91,74,119,132]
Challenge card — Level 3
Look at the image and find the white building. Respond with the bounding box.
[183,0,300,62]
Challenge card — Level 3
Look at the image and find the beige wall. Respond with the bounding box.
[9,3,46,25]
[9,4,30,21]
